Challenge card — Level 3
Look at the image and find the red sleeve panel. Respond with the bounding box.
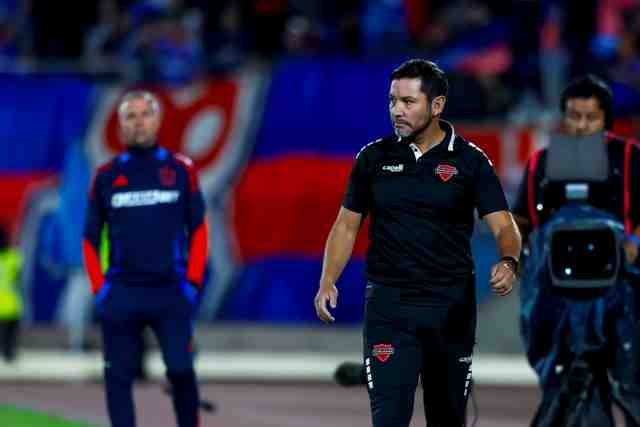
[83,162,110,294]
[186,218,209,287]
[83,239,105,294]
[175,153,209,287]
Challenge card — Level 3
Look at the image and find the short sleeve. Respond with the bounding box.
[342,151,372,214]
[474,153,509,217]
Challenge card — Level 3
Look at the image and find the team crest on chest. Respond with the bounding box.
[112,174,128,188]
[435,164,458,182]
[159,165,177,187]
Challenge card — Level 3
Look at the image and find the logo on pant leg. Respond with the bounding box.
[458,355,472,363]
[458,354,473,397]
[372,344,395,362]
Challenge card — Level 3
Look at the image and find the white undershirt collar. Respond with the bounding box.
[402,121,457,160]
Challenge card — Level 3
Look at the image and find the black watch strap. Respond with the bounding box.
[499,256,519,271]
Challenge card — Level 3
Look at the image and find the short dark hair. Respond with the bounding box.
[390,59,448,101]
[560,74,614,130]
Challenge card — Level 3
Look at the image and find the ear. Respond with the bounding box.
[431,96,446,117]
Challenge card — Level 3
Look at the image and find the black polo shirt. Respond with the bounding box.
[513,134,640,230]
[343,121,508,287]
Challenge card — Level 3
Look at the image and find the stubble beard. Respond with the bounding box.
[396,111,433,142]
[393,101,434,141]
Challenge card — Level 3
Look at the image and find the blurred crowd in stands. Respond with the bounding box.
[2,0,640,119]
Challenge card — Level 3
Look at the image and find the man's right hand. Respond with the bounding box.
[624,238,640,264]
[314,283,338,323]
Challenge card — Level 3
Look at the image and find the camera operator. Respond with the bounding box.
[514,75,640,426]
[513,74,640,257]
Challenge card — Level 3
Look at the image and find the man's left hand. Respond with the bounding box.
[624,240,639,264]
[490,260,516,296]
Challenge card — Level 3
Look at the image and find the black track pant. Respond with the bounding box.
[364,279,476,427]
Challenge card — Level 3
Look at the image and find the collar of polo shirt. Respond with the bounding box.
[401,120,457,160]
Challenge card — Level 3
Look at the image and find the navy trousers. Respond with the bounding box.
[98,283,200,427]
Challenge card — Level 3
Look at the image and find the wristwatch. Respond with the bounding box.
[499,256,519,272]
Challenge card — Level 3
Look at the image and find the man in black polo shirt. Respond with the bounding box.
[314,59,521,427]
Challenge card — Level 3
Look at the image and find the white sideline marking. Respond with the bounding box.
[0,351,539,385]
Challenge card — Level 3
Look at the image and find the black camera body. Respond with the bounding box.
[521,133,640,426]
[538,132,620,288]
[547,221,621,289]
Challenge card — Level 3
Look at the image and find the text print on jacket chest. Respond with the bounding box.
[111,189,180,209]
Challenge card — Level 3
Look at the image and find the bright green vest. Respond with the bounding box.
[0,248,22,319]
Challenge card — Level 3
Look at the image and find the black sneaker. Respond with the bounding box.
[333,361,366,386]
[163,386,217,413]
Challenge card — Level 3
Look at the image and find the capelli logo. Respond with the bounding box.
[382,164,404,173]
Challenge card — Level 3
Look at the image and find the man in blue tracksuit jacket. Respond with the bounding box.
[83,90,209,427]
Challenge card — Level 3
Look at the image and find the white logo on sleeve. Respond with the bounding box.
[111,190,180,208]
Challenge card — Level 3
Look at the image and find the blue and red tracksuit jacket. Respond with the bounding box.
[82,144,209,294]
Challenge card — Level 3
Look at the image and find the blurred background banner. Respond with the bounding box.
[0,76,94,231]
[3,59,550,326]
[2,0,640,330]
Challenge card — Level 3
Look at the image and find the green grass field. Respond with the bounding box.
[0,405,100,427]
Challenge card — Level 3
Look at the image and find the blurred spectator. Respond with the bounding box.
[9,0,640,118]
[286,0,322,53]
[0,1,20,65]
[84,0,132,72]
[0,0,31,67]
[283,15,320,55]
[121,1,205,83]
[283,1,362,56]
[0,225,23,363]
[360,0,408,56]
[199,0,249,71]
[591,0,640,63]
[502,1,592,123]
[420,0,494,50]
[610,8,640,89]
[411,1,515,118]
[502,0,543,113]
[608,7,640,116]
